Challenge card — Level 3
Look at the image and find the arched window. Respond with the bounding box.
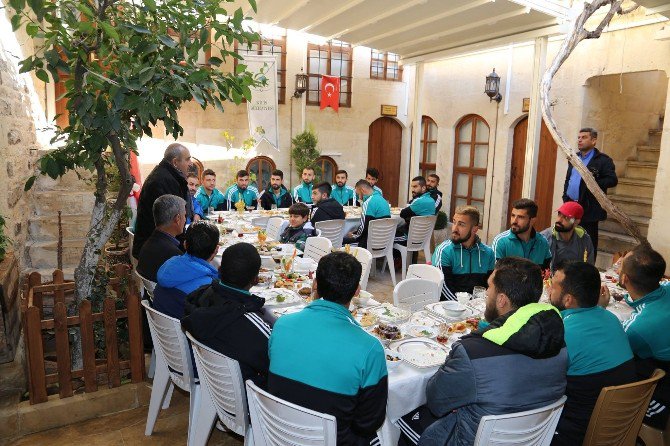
[420,116,437,177]
[188,157,204,182]
[246,156,276,192]
[451,115,490,218]
[315,156,338,184]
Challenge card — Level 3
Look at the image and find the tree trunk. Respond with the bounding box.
[540,0,646,245]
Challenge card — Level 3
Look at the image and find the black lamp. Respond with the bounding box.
[485,68,502,103]
[293,69,308,98]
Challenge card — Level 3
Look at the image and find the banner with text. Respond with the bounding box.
[244,54,279,150]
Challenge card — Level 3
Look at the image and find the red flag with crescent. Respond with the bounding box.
[320,75,340,111]
[129,151,142,201]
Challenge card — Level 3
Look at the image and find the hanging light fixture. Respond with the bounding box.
[293,69,308,98]
[485,68,502,103]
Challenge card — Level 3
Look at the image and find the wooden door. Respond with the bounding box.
[507,117,557,230]
[367,117,402,206]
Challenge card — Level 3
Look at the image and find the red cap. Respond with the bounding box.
[557,201,584,220]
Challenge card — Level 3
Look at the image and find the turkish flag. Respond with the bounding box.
[320,75,340,111]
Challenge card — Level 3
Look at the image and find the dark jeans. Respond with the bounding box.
[581,220,599,257]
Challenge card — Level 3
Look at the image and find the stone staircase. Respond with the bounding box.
[25,159,95,279]
[596,127,661,269]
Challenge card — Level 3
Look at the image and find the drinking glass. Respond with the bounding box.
[456,292,471,306]
[271,204,277,210]
[472,286,486,301]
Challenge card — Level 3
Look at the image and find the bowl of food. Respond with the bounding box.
[384,348,402,371]
[373,323,402,341]
[442,301,467,318]
[352,290,373,307]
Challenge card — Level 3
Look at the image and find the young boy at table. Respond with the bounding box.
[279,203,314,251]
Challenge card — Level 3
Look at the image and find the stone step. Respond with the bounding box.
[636,146,661,163]
[648,129,663,146]
[612,177,655,199]
[625,160,658,179]
[597,230,639,254]
[32,190,96,216]
[600,214,650,238]
[26,239,86,269]
[595,251,615,271]
[608,194,653,218]
[28,214,92,241]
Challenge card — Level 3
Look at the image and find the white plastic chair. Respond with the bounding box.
[407,264,444,301]
[349,247,373,291]
[266,217,289,241]
[185,332,252,446]
[246,380,337,446]
[303,236,333,263]
[473,395,567,446]
[393,278,441,312]
[251,216,270,229]
[141,301,201,445]
[314,219,346,249]
[136,271,157,300]
[367,218,398,286]
[394,215,437,280]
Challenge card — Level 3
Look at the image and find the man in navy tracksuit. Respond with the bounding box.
[432,205,494,300]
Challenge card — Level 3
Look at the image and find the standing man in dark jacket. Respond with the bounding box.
[563,128,618,253]
[398,257,567,446]
[258,169,294,210]
[133,143,193,258]
[310,182,345,225]
[181,242,275,387]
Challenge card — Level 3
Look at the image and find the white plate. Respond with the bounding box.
[367,303,411,323]
[273,306,304,317]
[256,289,304,307]
[409,311,441,327]
[425,302,476,321]
[406,325,438,338]
[389,338,450,368]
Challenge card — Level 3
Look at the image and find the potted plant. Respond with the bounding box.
[291,128,321,180]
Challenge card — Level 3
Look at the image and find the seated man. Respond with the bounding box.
[310,182,345,225]
[137,194,186,282]
[224,169,259,210]
[258,169,293,210]
[186,173,203,223]
[279,203,314,251]
[344,179,391,249]
[194,169,226,216]
[549,261,636,446]
[293,166,315,204]
[432,206,494,300]
[268,252,387,445]
[492,198,552,269]
[332,169,356,206]
[181,242,275,387]
[619,244,670,430]
[426,173,443,212]
[396,176,436,242]
[398,257,566,446]
[541,202,594,272]
[152,221,219,319]
[366,167,383,197]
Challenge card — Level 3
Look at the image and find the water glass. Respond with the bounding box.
[456,292,471,306]
[472,286,487,301]
[271,204,277,210]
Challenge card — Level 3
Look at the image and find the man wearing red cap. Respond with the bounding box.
[541,201,595,272]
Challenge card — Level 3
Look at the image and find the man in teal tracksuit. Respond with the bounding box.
[268,252,387,445]
[293,167,315,204]
[344,180,390,249]
[366,167,383,198]
[224,169,259,210]
[396,176,436,243]
[194,169,226,215]
[619,244,670,430]
[549,261,636,446]
[432,205,495,301]
[492,198,552,269]
[332,169,356,206]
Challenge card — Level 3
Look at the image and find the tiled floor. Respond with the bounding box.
[11,268,399,445]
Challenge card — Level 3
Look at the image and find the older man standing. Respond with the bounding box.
[133,143,192,258]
